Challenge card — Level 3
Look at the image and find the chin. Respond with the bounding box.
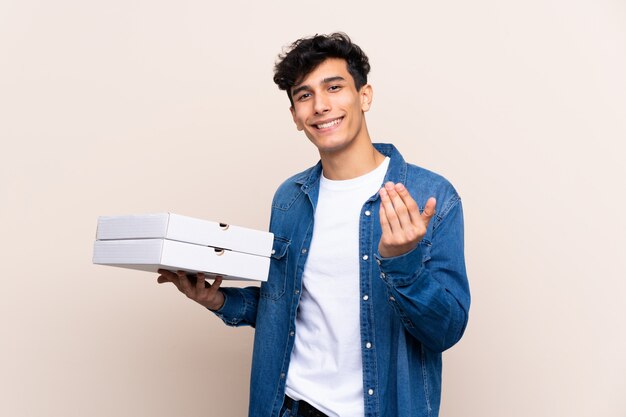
[308,136,352,154]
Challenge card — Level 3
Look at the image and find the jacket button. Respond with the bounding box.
[366,342,372,349]
[389,296,395,302]
[289,331,295,337]
[301,248,307,254]
[365,210,371,216]
[362,254,369,261]
[368,389,374,396]
[280,373,286,379]
[362,295,369,301]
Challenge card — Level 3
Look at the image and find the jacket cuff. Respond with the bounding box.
[375,243,426,286]
[211,287,246,325]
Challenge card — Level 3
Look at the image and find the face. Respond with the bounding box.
[289,58,373,155]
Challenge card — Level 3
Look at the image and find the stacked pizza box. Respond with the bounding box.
[93,213,274,282]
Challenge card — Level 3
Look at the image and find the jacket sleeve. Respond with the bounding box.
[211,286,260,327]
[375,194,470,352]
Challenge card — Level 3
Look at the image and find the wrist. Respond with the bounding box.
[378,242,418,258]
[206,291,225,311]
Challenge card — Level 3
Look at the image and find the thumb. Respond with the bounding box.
[421,197,436,227]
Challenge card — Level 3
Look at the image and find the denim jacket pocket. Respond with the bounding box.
[260,236,290,300]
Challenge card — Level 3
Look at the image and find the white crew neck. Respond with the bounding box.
[321,157,390,191]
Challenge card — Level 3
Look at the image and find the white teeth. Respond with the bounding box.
[316,118,341,129]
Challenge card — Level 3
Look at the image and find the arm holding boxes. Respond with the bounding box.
[156,270,262,327]
[156,270,225,311]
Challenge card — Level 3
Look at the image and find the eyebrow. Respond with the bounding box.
[291,76,347,98]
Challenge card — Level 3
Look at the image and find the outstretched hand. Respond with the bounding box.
[378,182,436,258]
[157,270,225,311]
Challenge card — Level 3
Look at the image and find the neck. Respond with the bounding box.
[320,135,385,180]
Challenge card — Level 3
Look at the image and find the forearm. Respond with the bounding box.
[380,255,469,351]
[377,199,470,352]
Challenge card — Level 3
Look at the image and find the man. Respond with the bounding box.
[158,33,470,417]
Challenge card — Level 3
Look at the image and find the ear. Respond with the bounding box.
[290,106,304,131]
[360,84,373,112]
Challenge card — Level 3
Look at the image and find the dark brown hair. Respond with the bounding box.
[273,32,371,106]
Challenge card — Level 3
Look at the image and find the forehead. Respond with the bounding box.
[292,58,353,89]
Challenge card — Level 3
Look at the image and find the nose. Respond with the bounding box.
[313,93,330,115]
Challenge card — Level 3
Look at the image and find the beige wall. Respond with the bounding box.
[1,0,625,416]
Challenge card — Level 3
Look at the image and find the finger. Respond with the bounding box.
[385,182,411,229]
[157,269,176,284]
[394,183,421,225]
[421,197,437,228]
[206,276,225,310]
[163,275,182,291]
[177,270,192,293]
[378,203,393,236]
[157,269,177,279]
[379,185,400,232]
[196,272,207,291]
[157,275,171,284]
[209,276,223,294]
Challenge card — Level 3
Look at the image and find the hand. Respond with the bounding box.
[157,269,225,311]
[378,182,436,258]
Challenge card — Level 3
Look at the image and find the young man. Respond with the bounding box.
[158,33,470,417]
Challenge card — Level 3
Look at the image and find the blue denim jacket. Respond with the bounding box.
[214,143,470,417]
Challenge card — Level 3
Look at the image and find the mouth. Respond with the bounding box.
[313,117,343,130]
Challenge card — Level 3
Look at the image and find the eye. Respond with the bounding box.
[297,92,311,101]
[328,85,342,92]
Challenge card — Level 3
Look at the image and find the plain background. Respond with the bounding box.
[1,0,625,416]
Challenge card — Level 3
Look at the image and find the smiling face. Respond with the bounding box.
[289,58,373,156]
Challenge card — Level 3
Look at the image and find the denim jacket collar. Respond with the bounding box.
[295,143,407,206]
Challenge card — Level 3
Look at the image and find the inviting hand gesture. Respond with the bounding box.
[378,182,436,258]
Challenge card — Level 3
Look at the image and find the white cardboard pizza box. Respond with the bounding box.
[93,213,274,281]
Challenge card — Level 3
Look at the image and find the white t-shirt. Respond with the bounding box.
[285,157,390,417]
